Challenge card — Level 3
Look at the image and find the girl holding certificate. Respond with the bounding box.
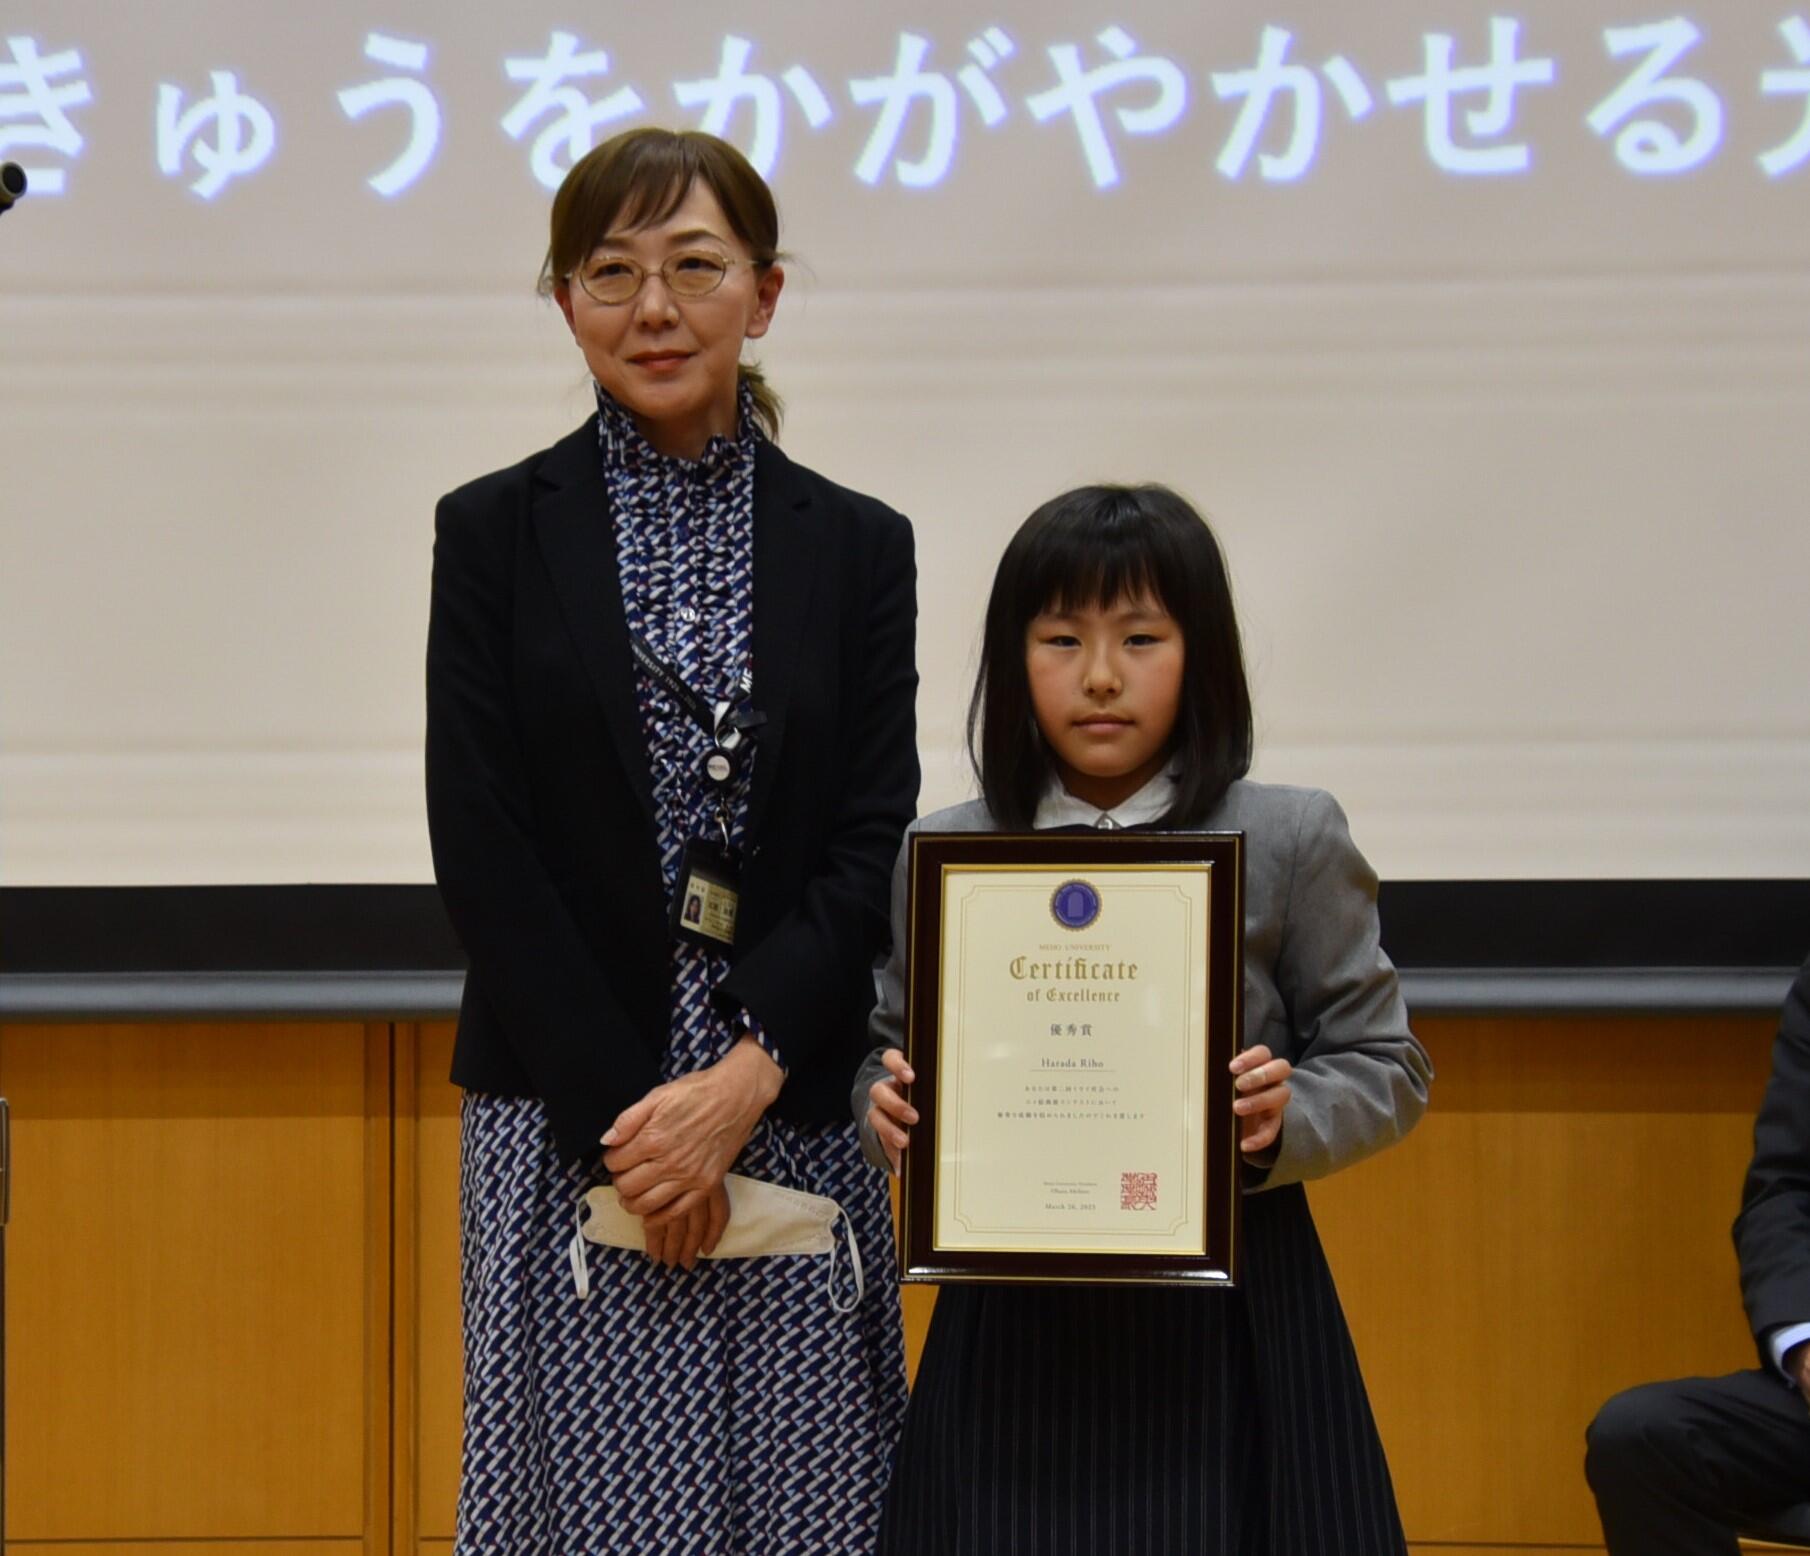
[856,484,1433,1556]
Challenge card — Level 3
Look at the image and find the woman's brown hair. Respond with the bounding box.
[539,128,784,439]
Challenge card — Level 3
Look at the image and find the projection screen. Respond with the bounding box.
[2,0,1806,883]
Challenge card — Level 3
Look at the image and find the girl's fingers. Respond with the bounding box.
[1240,1113,1283,1153]
[1234,1082,1292,1117]
[1234,1058,1293,1095]
[874,1113,912,1152]
[870,1080,919,1125]
[881,1049,915,1083]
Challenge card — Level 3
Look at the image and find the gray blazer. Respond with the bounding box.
[852,778,1432,1188]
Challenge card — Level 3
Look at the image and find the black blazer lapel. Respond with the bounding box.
[746,440,825,840]
[528,421,657,826]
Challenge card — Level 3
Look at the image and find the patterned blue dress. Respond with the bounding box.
[456,388,907,1554]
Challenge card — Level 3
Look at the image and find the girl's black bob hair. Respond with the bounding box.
[967,483,1254,830]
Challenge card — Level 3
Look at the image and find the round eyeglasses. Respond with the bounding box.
[568,249,754,306]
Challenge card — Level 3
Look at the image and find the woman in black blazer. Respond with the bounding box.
[425,128,916,1553]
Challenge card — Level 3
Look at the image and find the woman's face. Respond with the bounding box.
[555,180,783,460]
[1025,593,1185,813]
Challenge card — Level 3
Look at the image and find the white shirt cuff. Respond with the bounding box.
[1768,1321,1810,1381]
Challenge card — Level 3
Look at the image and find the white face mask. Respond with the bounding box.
[568,1172,865,1314]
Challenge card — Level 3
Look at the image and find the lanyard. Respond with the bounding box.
[627,630,754,744]
[628,629,764,841]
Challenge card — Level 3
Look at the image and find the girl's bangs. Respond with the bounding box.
[1029,523,1175,622]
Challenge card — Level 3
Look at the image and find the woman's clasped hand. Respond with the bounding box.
[603,1034,784,1269]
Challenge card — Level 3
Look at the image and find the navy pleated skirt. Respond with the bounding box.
[880,1280,1265,1555]
[879,1183,1407,1556]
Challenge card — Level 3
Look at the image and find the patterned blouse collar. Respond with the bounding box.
[594,379,760,476]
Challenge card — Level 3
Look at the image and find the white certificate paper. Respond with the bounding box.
[933,864,1212,1256]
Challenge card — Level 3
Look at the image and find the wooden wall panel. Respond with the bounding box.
[1406,1548,1602,1555]
[1312,1013,1776,1548]
[1,1009,1771,1547]
[0,1022,389,1543]
[6,1545,362,1555]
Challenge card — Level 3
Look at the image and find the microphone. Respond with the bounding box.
[0,163,27,216]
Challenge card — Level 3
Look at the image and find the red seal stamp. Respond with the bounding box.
[1120,1170,1158,1211]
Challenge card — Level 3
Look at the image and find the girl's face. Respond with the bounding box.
[554,180,783,461]
[1025,593,1185,813]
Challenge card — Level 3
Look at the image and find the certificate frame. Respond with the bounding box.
[898,830,1245,1288]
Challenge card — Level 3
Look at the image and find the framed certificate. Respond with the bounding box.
[898,830,1244,1287]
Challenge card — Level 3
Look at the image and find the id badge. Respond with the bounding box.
[672,837,741,950]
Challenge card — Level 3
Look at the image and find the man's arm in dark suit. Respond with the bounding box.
[1734,958,1810,1377]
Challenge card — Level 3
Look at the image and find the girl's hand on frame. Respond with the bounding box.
[1230,1044,1292,1156]
[867,1048,917,1175]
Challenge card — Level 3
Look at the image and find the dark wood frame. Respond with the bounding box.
[899,830,1245,1287]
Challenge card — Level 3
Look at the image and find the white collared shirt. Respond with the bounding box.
[1032,766,1179,831]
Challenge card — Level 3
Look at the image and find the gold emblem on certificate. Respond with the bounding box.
[899,832,1244,1287]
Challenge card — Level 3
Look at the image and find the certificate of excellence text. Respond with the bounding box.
[933,865,1211,1257]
